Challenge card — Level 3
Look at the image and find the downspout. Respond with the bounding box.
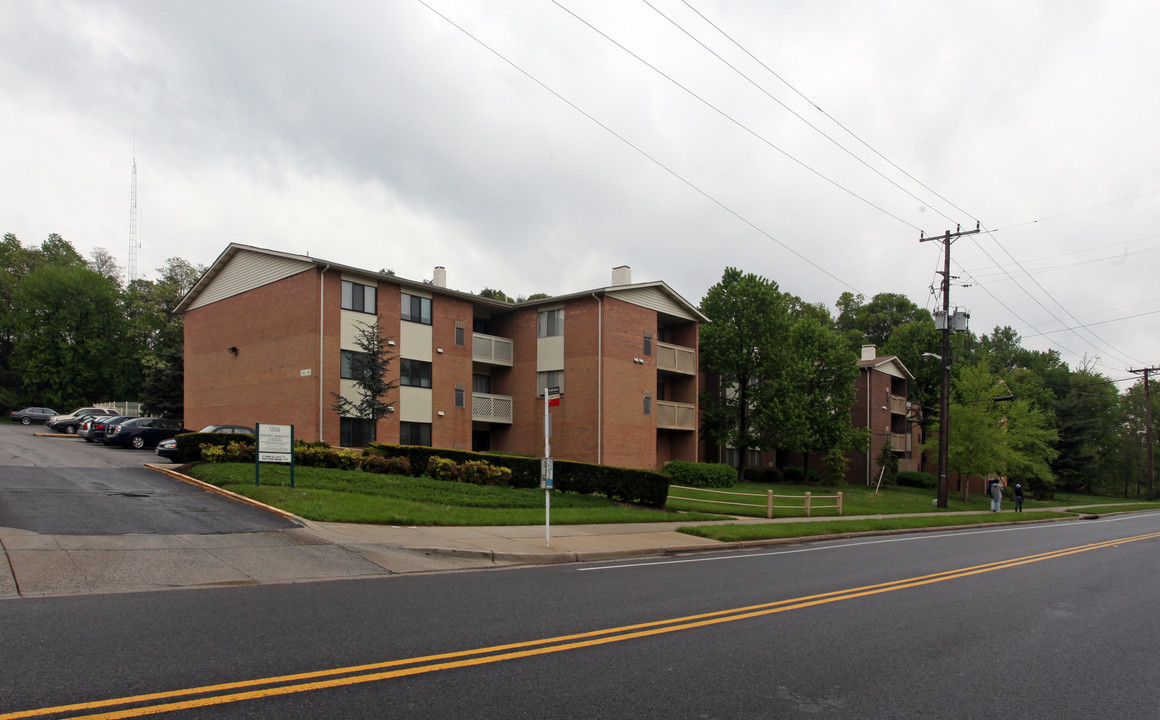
[865,367,871,485]
[591,292,602,464]
[319,264,330,442]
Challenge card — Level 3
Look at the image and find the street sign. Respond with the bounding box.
[547,386,560,407]
[541,457,554,490]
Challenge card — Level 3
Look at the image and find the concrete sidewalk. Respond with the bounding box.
[0,464,1088,599]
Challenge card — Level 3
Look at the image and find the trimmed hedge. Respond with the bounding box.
[742,466,784,484]
[663,460,735,488]
[175,432,255,463]
[896,470,937,489]
[366,442,669,507]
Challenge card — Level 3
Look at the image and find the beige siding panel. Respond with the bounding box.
[608,287,697,321]
[340,310,377,349]
[339,379,359,405]
[537,336,564,372]
[187,252,314,310]
[400,322,433,361]
[400,387,432,422]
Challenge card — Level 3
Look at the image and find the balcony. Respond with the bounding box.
[887,432,909,452]
[472,393,513,424]
[656,341,696,375]
[889,394,908,415]
[472,333,514,367]
[656,400,696,431]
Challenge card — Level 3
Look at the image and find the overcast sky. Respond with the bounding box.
[3,1,1158,380]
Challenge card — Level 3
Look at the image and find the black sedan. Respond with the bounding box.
[155,425,254,462]
[89,415,138,444]
[105,417,190,449]
[9,407,58,425]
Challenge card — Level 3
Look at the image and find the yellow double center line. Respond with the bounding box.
[8,530,1159,720]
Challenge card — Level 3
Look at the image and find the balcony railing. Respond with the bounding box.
[656,341,696,375]
[472,393,513,424]
[887,432,909,452]
[472,333,514,367]
[656,400,696,431]
[889,394,908,415]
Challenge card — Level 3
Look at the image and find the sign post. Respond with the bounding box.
[255,423,295,487]
[542,386,559,547]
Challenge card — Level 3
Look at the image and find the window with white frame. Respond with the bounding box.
[537,308,564,337]
[341,280,377,314]
[401,293,432,325]
[537,370,564,396]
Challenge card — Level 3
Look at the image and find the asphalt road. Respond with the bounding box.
[0,423,294,535]
[5,500,1160,718]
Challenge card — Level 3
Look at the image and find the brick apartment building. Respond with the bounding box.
[176,244,705,470]
[700,345,923,484]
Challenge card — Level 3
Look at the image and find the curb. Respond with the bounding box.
[145,463,303,523]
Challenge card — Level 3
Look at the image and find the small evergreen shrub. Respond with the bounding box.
[896,471,937,489]
[295,445,360,469]
[662,460,735,488]
[458,460,511,486]
[359,454,411,475]
[427,456,460,482]
[742,466,783,484]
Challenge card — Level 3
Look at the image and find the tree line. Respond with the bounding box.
[698,267,1158,499]
[0,233,201,419]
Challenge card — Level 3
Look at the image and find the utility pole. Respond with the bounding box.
[1129,366,1158,501]
[920,223,980,508]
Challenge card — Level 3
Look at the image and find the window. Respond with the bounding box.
[399,421,431,447]
[340,417,376,447]
[644,391,652,416]
[537,370,564,396]
[538,308,564,337]
[342,280,377,314]
[340,350,368,380]
[455,321,466,346]
[473,374,491,394]
[455,382,466,408]
[644,331,652,356]
[401,359,432,388]
[402,293,432,325]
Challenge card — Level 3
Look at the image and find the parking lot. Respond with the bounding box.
[1,420,174,469]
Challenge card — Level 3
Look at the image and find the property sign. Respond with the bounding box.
[258,424,293,463]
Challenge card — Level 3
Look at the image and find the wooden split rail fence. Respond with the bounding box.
[669,486,843,518]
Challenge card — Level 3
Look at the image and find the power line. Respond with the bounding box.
[549,0,921,231]
[415,0,864,295]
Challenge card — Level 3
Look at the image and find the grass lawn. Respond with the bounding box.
[666,480,1154,519]
[676,512,1080,542]
[188,463,720,526]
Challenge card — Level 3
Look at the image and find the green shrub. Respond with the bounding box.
[201,445,226,463]
[742,466,783,483]
[427,456,460,482]
[459,460,511,486]
[896,471,937,489]
[662,460,735,488]
[782,466,821,484]
[176,432,255,463]
[221,440,254,463]
[296,445,360,469]
[359,454,411,475]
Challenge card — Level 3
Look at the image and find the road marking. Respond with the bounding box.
[8,530,1160,720]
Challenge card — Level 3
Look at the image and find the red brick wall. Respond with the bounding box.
[431,294,475,449]
[185,269,325,439]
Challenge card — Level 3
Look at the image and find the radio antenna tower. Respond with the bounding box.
[128,149,140,284]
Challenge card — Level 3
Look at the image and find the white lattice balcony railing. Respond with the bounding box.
[472,393,513,424]
[656,341,696,375]
[656,400,696,431]
[472,333,514,366]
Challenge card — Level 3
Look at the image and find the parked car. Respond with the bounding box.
[48,407,117,435]
[78,414,115,440]
[155,425,254,462]
[105,417,190,449]
[89,415,138,444]
[9,407,58,425]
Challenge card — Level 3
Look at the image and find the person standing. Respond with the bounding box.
[1014,483,1024,512]
[989,480,1003,512]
